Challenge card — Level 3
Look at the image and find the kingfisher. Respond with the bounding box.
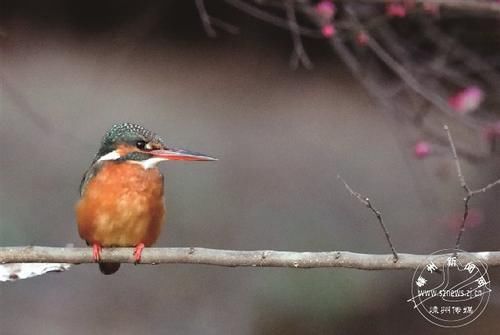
[76,122,216,275]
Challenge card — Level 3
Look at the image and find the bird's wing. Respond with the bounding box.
[79,160,103,196]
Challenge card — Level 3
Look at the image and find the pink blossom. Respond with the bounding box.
[448,86,484,115]
[414,141,431,159]
[356,31,369,46]
[386,3,407,17]
[315,1,336,21]
[322,24,336,38]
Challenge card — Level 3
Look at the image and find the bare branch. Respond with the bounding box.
[196,0,240,36]
[285,0,313,69]
[338,176,399,261]
[292,0,500,15]
[444,125,474,249]
[418,16,500,88]
[470,178,500,195]
[196,0,217,37]
[2,247,500,270]
[444,125,470,192]
[343,6,481,127]
[225,0,321,38]
[209,17,240,35]
[357,0,500,15]
[0,73,52,132]
[444,125,500,249]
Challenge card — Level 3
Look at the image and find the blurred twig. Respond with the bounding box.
[295,1,495,161]
[225,0,321,37]
[2,246,500,270]
[285,0,313,69]
[343,5,480,127]
[196,0,217,37]
[0,74,52,132]
[195,0,240,36]
[290,0,500,15]
[358,0,500,15]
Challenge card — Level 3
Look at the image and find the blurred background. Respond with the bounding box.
[1,1,500,334]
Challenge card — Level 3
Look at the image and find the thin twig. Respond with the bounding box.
[444,125,500,249]
[2,247,500,270]
[418,16,500,89]
[343,5,482,127]
[338,176,399,261]
[444,125,473,249]
[225,0,321,38]
[470,179,500,195]
[210,17,240,35]
[196,0,217,37]
[444,125,469,192]
[0,73,52,132]
[193,0,240,36]
[356,0,500,15]
[290,0,500,15]
[285,0,313,69]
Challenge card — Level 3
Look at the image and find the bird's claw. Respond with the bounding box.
[92,244,102,262]
[134,243,145,264]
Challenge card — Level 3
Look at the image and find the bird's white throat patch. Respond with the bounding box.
[98,150,166,169]
[130,157,166,169]
[98,151,121,161]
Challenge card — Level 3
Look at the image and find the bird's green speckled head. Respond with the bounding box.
[92,122,216,165]
[97,122,165,158]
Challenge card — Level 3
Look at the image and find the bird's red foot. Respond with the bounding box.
[92,244,102,262]
[133,243,145,264]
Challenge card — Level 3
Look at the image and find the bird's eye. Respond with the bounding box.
[136,140,147,150]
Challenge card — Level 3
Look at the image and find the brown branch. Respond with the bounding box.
[444,125,500,249]
[338,176,399,261]
[418,16,500,89]
[3,247,500,270]
[225,0,321,38]
[302,3,480,152]
[194,0,240,36]
[361,0,500,15]
[343,5,482,128]
[285,0,313,69]
[195,0,217,37]
[289,0,500,15]
[444,125,470,192]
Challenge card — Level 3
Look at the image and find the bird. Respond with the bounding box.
[76,122,216,274]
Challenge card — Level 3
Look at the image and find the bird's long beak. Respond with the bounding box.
[149,148,217,161]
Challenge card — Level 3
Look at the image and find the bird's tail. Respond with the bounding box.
[99,263,121,275]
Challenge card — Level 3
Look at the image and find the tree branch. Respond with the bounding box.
[444,125,500,249]
[225,0,320,37]
[195,0,217,37]
[292,0,500,15]
[364,0,500,15]
[2,247,500,270]
[343,5,481,127]
[338,176,398,261]
[285,0,313,69]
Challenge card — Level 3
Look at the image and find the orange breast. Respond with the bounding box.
[76,162,165,247]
